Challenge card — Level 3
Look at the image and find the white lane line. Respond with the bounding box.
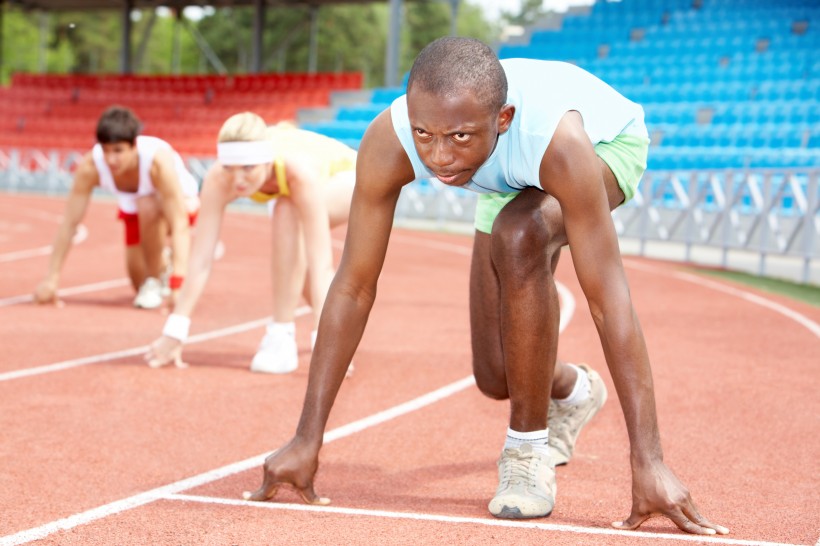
[0,278,131,308]
[1,229,810,544]
[0,283,575,544]
[0,375,480,546]
[165,494,802,546]
[0,307,309,383]
[0,231,577,544]
[0,225,87,263]
[623,259,820,339]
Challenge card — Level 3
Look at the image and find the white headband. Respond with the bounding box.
[217,140,274,166]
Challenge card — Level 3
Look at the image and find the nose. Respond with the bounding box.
[429,139,454,168]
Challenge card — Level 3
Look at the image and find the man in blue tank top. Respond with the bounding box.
[245,37,728,536]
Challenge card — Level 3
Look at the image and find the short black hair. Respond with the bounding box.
[96,106,141,145]
[407,37,507,113]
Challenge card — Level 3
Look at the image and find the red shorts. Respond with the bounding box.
[118,210,199,246]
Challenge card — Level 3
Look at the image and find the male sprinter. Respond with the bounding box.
[34,106,199,309]
[243,37,728,535]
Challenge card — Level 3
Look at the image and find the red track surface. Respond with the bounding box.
[1,193,818,545]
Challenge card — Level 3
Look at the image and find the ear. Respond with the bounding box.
[497,104,515,135]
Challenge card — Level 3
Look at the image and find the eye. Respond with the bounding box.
[414,128,431,139]
[242,165,256,172]
[452,133,470,143]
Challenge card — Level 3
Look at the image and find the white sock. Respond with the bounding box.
[267,321,295,336]
[504,427,550,457]
[554,363,591,406]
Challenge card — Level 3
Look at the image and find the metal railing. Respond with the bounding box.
[2,148,817,283]
[613,169,819,282]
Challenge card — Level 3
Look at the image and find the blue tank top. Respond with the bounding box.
[390,58,647,194]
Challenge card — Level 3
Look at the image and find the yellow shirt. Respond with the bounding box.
[249,126,357,203]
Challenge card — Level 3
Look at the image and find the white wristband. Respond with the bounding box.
[162,314,191,342]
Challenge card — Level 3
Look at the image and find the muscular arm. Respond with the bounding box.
[150,149,192,279]
[544,113,726,535]
[295,110,415,445]
[34,153,97,303]
[543,112,661,463]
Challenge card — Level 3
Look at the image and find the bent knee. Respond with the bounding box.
[473,359,509,401]
[490,215,554,277]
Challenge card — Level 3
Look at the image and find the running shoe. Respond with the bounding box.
[250,323,298,374]
[133,277,164,309]
[488,443,556,519]
[549,364,608,466]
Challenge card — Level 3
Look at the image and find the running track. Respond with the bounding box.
[0,193,818,546]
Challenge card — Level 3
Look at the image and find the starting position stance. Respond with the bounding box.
[34,106,199,309]
[243,38,728,535]
[145,113,356,374]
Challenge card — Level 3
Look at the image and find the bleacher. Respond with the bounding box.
[0,71,363,158]
[302,0,819,172]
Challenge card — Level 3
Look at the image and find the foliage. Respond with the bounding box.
[500,0,550,27]
[1,1,502,87]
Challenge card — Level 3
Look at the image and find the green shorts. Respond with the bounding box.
[474,133,650,234]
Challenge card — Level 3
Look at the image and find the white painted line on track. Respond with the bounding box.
[0,277,130,308]
[1,228,811,544]
[0,281,575,544]
[164,494,803,546]
[0,307,310,383]
[0,375,481,546]
[0,232,577,544]
[624,259,820,339]
[0,224,87,263]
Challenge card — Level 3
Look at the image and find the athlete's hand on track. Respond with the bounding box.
[613,459,729,535]
[145,336,188,368]
[243,439,329,506]
[33,279,63,307]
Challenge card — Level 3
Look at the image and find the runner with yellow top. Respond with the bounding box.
[145,112,357,373]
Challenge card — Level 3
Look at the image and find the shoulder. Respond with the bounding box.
[539,111,592,184]
[76,151,100,177]
[357,109,415,189]
[73,152,100,189]
[149,144,177,172]
[200,163,233,200]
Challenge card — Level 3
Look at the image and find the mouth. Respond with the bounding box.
[434,171,464,185]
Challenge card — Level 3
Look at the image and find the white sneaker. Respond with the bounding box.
[549,364,608,466]
[133,277,164,309]
[488,443,556,519]
[250,322,298,374]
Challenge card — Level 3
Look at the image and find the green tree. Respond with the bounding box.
[2,1,500,87]
[401,1,495,80]
[500,0,550,27]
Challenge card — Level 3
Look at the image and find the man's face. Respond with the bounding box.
[101,141,138,176]
[407,87,513,187]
